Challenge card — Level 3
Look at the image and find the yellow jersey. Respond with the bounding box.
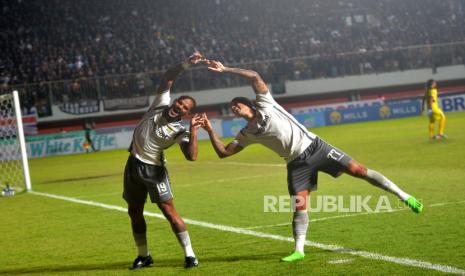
[425,88,440,112]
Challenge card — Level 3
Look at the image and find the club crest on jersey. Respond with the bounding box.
[257,114,270,134]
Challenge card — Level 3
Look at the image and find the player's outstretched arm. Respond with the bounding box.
[207,60,268,94]
[201,113,243,158]
[156,52,206,94]
[180,114,203,161]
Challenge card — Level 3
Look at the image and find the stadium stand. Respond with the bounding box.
[1,0,464,84]
[1,0,464,127]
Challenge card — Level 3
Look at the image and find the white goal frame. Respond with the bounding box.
[13,90,32,191]
[0,90,32,191]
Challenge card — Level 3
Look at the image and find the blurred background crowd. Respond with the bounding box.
[1,0,464,116]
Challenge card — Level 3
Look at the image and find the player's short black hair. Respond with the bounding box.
[231,97,256,111]
[426,79,435,89]
[178,95,197,109]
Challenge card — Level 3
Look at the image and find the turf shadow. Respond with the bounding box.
[0,261,129,275]
[38,173,120,185]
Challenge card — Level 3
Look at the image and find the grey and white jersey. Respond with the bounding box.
[233,91,317,163]
[131,90,189,166]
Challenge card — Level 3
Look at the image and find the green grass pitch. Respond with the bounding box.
[1,113,465,275]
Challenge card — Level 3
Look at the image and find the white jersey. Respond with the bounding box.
[131,90,189,166]
[233,91,317,163]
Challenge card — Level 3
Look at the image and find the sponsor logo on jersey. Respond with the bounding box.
[155,124,179,140]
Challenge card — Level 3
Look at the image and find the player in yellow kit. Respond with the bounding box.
[422,79,447,139]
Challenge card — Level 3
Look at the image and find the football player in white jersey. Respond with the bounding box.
[123,52,205,269]
[200,60,423,262]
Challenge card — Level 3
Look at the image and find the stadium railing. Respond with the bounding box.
[1,41,464,119]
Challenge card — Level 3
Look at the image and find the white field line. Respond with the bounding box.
[176,173,280,187]
[73,191,123,199]
[171,161,285,168]
[310,208,406,222]
[429,200,465,207]
[29,190,465,275]
[246,208,407,230]
[246,200,465,230]
[60,174,277,198]
[74,174,282,199]
[328,258,355,264]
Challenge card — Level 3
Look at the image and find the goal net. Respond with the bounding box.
[0,91,31,193]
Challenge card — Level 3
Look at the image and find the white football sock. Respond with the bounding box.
[133,232,150,257]
[176,231,195,257]
[292,210,309,254]
[365,169,410,201]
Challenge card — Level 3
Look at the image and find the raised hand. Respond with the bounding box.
[200,113,213,132]
[187,52,207,65]
[206,60,226,73]
[190,113,205,129]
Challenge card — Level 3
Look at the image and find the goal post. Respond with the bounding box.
[0,90,32,193]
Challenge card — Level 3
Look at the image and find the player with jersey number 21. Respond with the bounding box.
[199,59,423,263]
[123,52,206,270]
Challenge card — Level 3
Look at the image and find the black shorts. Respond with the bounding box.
[123,155,173,204]
[287,137,352,195]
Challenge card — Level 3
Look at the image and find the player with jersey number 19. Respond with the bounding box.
[200,60,423,263]
[123,52,206,270]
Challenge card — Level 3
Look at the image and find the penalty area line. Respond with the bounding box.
[29,190,465,275]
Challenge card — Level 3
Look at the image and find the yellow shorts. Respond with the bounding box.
[429,109,445,123]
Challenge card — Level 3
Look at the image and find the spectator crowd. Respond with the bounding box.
[1,0,464,113]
